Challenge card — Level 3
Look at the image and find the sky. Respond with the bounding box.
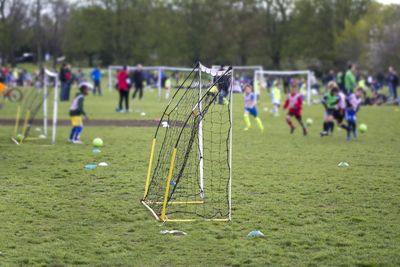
[377,0,400,4]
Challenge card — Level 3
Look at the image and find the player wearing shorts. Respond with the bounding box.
[320,82,340,137]
[341,87,364,140]
[283,80,307,136]
[68,83,90,144]
[243,84,264,132]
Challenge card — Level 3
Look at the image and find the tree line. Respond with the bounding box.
[0,0,399,73]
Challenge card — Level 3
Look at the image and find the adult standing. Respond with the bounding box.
[387,66,399,104]
[91,65,102,96]
[131,64,144,100]
[59,63,69,101]
[116,66,129,112]
[344,64,356,95]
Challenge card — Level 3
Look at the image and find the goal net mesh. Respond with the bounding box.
[143,63,232,221]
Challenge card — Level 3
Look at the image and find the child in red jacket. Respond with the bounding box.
[283,80,308,136]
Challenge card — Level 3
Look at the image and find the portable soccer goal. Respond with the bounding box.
[142,62,233,222]
[12,69,59,145]
[255,70,312,105]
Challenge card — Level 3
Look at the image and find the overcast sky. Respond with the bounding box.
[377,0,400,4]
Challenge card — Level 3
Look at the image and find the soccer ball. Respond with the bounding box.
[306,118,313,126]
[359,124,367,133]
[93,137,104,147]
[208,86,219,95]
[16,134,24,142]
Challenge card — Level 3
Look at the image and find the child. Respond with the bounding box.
[271,80,282,116]
[341,87,364,140]
[165,77,171,100]
[334,88,346,126]
[243,84,264,132]
[283,80,308,135]
[320,82,340,137]
[68,83,90,144]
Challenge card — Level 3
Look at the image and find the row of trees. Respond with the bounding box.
[0,0,399,72]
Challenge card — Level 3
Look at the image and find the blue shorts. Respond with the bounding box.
[245,107,258,117]
[345,109,356,122]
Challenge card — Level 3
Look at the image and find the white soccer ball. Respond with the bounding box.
[306,118,313,126]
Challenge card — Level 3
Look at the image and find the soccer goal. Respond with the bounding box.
[255,70,313,105]
[142,62,233,222]
[12,69,59,145]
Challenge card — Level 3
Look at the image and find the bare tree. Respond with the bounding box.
[0,0,29,65]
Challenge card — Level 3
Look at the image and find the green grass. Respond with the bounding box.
[1,88,400,266]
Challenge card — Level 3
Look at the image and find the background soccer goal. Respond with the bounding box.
[12,69,59,145]
[142,63,233,222]
[255,70,313,105]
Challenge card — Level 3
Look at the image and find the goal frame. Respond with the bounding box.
[141,63,233,222]
[12,69,59,145]
[255,69,312,105]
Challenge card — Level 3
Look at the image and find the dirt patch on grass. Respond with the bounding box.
[0,119,160,127]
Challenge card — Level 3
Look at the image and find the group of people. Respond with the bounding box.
[115,65,145,112]
[0,66,33,87]
[325,64,399,105]
[59,64,103,102]
[243,79,308,136]
[320,82,364,140]
[243,63,399,140]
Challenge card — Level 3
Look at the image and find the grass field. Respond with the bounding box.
[1,85,400,266]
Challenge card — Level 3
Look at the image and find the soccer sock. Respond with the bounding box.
[244,114,251,128]
[323,122,328,132]
[296,117,306,130]
[69,127,77,140]
[346,122,352,139]
[329,122,335,133]
[255,117,264,131]
[352,122,357,138]
[286,118,294,128]
[73,126,83,141]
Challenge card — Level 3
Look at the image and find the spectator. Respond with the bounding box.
[59,63,72,101]
[336,71,345,91]
[91,65,102,96]
[387,66,399,104]
[116,66,129,112]
[344,64,356,95]
[75,69,85,85]
[131,64,145,101]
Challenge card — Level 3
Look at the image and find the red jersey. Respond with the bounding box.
[284,92,303,116]
[117,70,129,91]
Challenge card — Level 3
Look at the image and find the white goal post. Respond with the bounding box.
[255,70,312,105]
[43,69,59,144]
